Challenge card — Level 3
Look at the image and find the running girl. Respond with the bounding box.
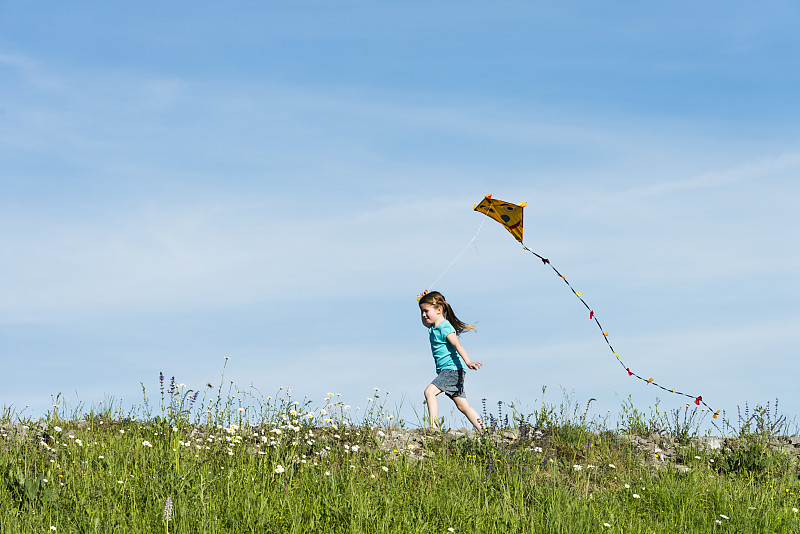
[418,290,485,431]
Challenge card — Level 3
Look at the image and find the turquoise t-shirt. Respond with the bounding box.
[428,320,466,373]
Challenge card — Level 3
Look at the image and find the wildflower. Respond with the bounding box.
[344,405,350,410]
[352,445,359,452]
[142,441,153,447]
[608,463,616,469]
[603,523,611,528]
[120,429,125,434]
[715,520,722,525]
[325,471,331,476]
[793,508,798,513]
[533,446,543,453]
[624,484,630,488]
[377,431,385,437]
[163,497,173,522]
[719,514,729,520]
[51,527,56,531]
[448,529,455,533]
[53,426,62,432]
[75,439,83,446]
[98,455,104,459]
[633,494,640,499]
[275,465,285,474]
[382,466,388,472]
[573,465,582,471]
[694,456,701,460]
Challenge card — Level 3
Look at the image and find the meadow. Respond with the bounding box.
[2,371,799,533]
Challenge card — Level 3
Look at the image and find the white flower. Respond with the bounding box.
[325,471,331,476]
[573,465,582,471]
[352,445,359,452]
[448,529,454,533]
[53,426,62,432]
[50,527,56,531]
[275,465,285,474]
[719,514,729,520]
[793,508,798,513]
[624,484,630,488]
[603,523,611,528]
[377,431,385,437]
[382,466,389,472]
[142,441,152,447]
[715,520,722,525]
[694,455,701,460]
[608,463,616,469]
[633,494,640,499]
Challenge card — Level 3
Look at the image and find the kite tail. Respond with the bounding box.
[520,241,722,433]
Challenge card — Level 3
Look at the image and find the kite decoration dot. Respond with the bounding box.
[473,194,721,423]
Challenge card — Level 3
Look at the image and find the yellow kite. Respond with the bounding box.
[472,193,720,424]
[473,194,527,242]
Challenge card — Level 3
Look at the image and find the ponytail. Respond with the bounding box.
[418,291,476,335]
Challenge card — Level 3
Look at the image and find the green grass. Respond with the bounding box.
[2,380,799,533]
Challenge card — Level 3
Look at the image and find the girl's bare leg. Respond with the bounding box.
[453,396,485,432]
[424,384,442,429]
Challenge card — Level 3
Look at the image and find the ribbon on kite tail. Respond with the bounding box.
[474,194,722,425]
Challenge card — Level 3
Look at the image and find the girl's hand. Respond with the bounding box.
[467,361,482,370]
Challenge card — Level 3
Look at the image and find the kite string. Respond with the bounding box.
[427,218,487,289]
[519,240,722,433]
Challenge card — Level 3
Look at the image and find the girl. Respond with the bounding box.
[418,290,485,431]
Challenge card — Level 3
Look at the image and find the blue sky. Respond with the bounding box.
[2,2,798,430]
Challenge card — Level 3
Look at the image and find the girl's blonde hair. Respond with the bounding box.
[418,291,476,335]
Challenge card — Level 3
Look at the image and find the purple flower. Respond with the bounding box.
[163,497,173,522]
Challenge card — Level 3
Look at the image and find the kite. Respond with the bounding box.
[472,194,721,422]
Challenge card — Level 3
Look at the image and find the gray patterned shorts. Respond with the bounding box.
[431,369,466,398]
